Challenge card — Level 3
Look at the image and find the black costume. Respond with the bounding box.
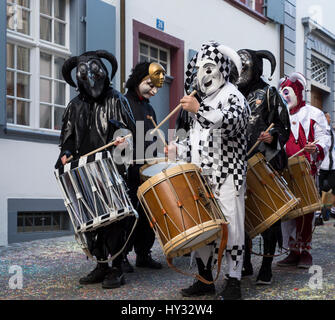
[56,50,136,289]
[122,62,163,271]
[235,49,291,284]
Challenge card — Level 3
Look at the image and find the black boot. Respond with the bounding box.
[102,267,125,289]
[256,261,273,285]
[180,258,215,297]
[242,234,253,277]
[136,253,162,269]
[122,255,134,273]
[256,226,277,284]
[219,277,242,300]
[79,263,110,285]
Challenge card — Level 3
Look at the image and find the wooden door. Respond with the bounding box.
[311,85,324,110]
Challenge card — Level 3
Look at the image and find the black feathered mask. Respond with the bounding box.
[236,49,276,89]
[62,50,118,99]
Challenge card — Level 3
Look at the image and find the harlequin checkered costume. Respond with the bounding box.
[176,42,250,294]
[179,42,250,193]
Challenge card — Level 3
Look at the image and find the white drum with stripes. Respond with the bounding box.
[55,151,136,235]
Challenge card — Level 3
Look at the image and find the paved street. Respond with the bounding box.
[0,220,334,300]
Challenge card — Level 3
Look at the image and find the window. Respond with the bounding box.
[224,0,266,22]
[238,0,263,14]
[244,0,256,10]
[6,0,70,132]
[311,56,329,87]
[17,211,69,233]
[139,40,170,74]
[40,53,66,130]
[40,0,67,46]
[7,0,31,36]
[6,43,31,126]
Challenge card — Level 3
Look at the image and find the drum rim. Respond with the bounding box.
[137,163,201,196]
[55,150,113,176]
[245,197,299,239]
[163,220,228,258]
[282,202,322,221]
[247,152,267,168]
[287,155,307,166]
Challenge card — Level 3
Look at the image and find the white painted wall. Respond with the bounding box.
[0,0,282,246]
[124,0,281,88]
[0,139,62,246]
[296,0,335,73]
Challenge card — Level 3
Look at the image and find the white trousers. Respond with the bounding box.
[194,174,246,280]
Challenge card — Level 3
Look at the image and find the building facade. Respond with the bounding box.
[1,0,334,246]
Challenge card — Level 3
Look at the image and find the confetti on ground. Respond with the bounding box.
[0,221,334,300]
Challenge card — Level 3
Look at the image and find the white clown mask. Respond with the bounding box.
[184,41,242,96]
[280,86,298,110]
[196,59,225,96]
[137,78,158,99]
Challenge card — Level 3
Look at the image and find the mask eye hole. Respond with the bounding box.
[78,64,88,79]
[283,88,290,96]
[91,62,100,74]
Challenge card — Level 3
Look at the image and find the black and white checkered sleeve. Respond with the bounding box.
[195,94,250,137]
[176,138,191,163]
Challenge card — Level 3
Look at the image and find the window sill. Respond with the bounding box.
[311,81,331,94]
[224,0,268,24]
[1,125,60,144]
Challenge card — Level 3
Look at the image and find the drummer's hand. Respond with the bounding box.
[258,132,273,144]
[164,144,177,161]
[114,136,127,147]
[180,96,200,114]
[61,155,68,165]
[305,143,317,154]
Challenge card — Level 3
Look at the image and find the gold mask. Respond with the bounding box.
[141,62,166,88]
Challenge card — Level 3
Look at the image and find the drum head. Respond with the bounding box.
[140,161,180,181]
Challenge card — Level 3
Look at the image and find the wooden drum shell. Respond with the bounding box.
[282,156,322,221]
[137,163,228,258]
[245,153,299,238]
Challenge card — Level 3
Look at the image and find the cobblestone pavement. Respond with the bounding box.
[0,220,334,300]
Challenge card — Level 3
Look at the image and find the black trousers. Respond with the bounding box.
[244,219,282,268]
[84,219,129,268]
[125,165,156,256]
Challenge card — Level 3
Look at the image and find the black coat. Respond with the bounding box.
[125,89,159,188]
[244,79,291,171]
[55,87,136,171]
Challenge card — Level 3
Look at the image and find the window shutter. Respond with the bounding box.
[86,0,116,76]
[264,0,285,24]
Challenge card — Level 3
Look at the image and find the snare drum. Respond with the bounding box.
[55,151,136,250]
[137,162,228,259]
[282,156,322,221]
[245,153,299,238]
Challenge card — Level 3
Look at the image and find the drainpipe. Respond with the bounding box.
[280,24,284,78]
[120,0,126,93]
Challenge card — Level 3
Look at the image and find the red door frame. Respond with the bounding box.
[132,19,184,128]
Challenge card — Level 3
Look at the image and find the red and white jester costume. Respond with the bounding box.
[278,72,330,268]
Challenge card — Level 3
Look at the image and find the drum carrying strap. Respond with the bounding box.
[166,224,228,285]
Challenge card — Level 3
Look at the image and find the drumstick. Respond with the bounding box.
[147,115,168,148]
[288,140,320,160]
[247,123,275,157]
[150,90,197,135]
[130,157,168,164]
[65,156,73,164]
[83,134,132,157]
